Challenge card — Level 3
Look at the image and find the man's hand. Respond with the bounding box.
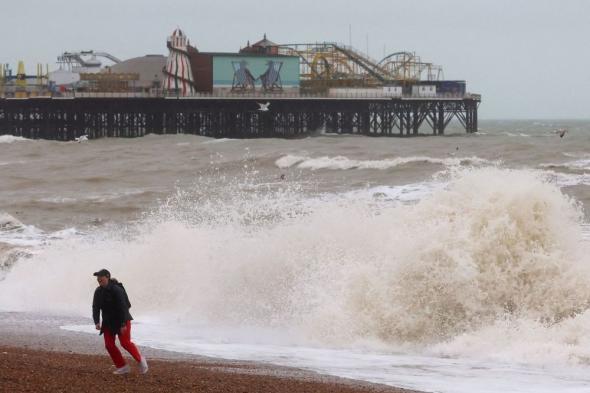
[95,323,101,330]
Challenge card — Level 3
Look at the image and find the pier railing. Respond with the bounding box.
[0,90,481,101]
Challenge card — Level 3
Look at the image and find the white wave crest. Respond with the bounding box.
[540,158,590,171]
[37,189,148,205]
[0,135,31,144]
[0,212,80,247]
[201,138,237,144]
[275,154,494,170]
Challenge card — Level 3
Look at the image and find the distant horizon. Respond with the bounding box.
[478,117,590,121]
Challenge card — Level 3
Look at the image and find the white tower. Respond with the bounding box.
[163,28,195,96]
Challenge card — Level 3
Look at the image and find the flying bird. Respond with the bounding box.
[75,135,89,143]
[555,128,567,138]
[257,102,270,112]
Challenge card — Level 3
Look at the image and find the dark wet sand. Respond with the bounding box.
[0,312,425,393]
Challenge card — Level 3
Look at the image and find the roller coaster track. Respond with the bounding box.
[331,43,392,82]
[279,47,320,78]
[280,43,410,83]
[377,51,443,81]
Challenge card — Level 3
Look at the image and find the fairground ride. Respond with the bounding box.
[278,42,443,91]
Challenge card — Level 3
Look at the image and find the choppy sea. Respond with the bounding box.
[1,120,590,392]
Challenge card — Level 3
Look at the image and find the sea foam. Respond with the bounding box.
[0,135,31,144]
[275,154,494,170]
[1,168,589,368]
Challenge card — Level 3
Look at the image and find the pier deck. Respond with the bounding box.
[0,95,480,140]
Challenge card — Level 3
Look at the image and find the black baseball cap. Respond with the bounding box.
[93,269,111,278]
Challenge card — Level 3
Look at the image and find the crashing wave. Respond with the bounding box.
[1,168,589,367]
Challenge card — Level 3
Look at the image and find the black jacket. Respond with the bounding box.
[92,280,133,335]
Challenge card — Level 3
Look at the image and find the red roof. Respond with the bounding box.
[251,34,277,48]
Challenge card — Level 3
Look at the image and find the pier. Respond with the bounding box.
[0,33,482,140]
[0,93,480,140]
[0,32,482,140]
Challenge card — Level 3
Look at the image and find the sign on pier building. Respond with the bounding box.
[186,52,300,94]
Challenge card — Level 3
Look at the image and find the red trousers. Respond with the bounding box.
[102,320,142,368]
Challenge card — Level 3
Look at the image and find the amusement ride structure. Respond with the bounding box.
[278,43,444,91]
[377,51,443,82]
[57,50,121,73]
[163,28,195,96]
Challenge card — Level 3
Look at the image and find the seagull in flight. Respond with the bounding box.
[257,102,270,112]
[75,135,88,143]
[555,128,567,138]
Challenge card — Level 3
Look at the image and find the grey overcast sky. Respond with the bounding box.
[2,0,589,119]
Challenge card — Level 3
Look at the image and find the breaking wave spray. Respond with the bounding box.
[1,167,590,366]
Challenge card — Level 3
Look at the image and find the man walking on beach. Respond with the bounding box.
[92,269,148,375]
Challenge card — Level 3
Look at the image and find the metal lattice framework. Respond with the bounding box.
[279,43,385,85]
[377,51,443,82]
[279,43,444,88]
[0,95,479,140]
[57,51,121,71]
